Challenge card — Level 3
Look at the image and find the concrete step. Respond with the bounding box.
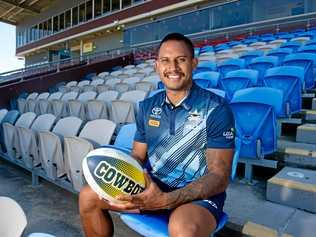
[304,110,316,121]
[296,123,316,144]
[284,147,316,167]
[278,137,316,151]
[267,167,316,213]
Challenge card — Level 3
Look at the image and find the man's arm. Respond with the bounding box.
[165,148,233,208]
[130,141,148,165]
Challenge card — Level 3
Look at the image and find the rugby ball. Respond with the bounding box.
[82,147,145,204]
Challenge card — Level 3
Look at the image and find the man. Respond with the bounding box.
[79,33,235,237]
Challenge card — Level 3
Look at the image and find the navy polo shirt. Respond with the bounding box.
[134,82,235,188]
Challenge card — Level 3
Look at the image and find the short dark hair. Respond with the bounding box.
[157,33,195,58]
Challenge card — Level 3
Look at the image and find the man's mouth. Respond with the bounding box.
[164,72,184,80]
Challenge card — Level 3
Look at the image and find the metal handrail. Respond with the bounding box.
[1,12,316,83]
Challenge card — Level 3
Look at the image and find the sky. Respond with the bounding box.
[0,22,25,74]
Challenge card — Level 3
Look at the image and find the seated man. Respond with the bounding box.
[79,33,235,237]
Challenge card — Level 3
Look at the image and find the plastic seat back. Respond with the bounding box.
[263,66,304,117]
[219,69,258,101]
[283,53,316,90]
[266,48,292,63]
[279,41,301,52]
[248,56,279,86]
[114,123,137,150]
[230,87,282,158]
[217,58,245,76]
[239,50,264,66]
[52,116,83,138]
[193,71,220,88]
[194,61,217,73]
[0,109,8,124]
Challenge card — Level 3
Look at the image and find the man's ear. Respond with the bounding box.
[154,60,159,73]
[192,57,198,70]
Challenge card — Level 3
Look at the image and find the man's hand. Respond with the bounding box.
[110,171,172,211]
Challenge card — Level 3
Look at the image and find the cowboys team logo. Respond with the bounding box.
[150,107,162,119]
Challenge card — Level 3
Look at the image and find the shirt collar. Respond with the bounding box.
[160,82,198,110]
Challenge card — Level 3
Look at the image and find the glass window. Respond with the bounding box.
[95,0,102,17]
[53,16,58,33]
[79,3,86,23]
[59,13,65,30]
[103,0,111,14]
[39,22,44,38]
[86,0,93,20]
[72,7,78,26]
[122,0,132,8]
[65,10,71,28]
[112,0,120,11]
[43,21,48,36]
[47,18,52,35]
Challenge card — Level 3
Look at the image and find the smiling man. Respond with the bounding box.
[79,33,235,237]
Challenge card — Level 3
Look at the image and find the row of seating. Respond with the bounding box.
[0,108,137,192]
[17,90,148,123]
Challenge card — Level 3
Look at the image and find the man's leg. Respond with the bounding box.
[79,185,115,237]
[168,203,217,237]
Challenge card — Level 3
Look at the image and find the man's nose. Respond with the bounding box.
[168,60,180,70]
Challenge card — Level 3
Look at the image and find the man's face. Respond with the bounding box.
[155,40,198,92]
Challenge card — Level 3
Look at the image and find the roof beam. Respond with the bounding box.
[0,16,16,25]
[0,0,40,14]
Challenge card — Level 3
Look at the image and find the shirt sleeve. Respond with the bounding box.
[134,101,146,143]
[206,102,235,149]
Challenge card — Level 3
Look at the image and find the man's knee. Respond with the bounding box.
[168,220,203,237]
[79,185,99,214]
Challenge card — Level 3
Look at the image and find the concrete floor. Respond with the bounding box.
[0,159,140,237]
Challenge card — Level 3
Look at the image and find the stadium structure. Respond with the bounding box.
[1,0,316,236]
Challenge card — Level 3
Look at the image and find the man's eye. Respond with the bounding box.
[177,57,186,63]
[160,59,169,63]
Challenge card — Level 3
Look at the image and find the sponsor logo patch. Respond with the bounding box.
[223,127,235,139]
[148,119,160,127]
[150,107,162,119]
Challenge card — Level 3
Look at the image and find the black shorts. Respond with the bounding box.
[145,175,226,227]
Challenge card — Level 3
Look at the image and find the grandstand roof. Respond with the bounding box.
[0,0,56,25]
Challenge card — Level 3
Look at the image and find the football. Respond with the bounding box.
[82,147,145,204]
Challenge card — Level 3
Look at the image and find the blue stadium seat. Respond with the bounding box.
[279,41,301,52]
[230,87,283,159]
[10,92,28,110]
[242,39,258,45]
[214,43,229,52]
[207,88,226,99]
[239,50,264,66]
[193,71,221,89]
[84,72,97,81]
[217,58,245,77]
[219,69,258,101]
[200,45,214,54]
[263,66,304,117]
[297,45,316,54]
[228,41,241,47]
[114,123,137,151]
[305,39,316,46]
[277,33,295,40]
[283,53,316,90]
[0,110,20,151]
[248,56,279,86]
[260,35,276,42]
[266,48,293,63]
[194,47,201,57]
[194,61,217,73]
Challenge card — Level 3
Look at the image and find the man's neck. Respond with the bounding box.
[166,83,192,106]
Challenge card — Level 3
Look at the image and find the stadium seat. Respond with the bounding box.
[0,110,20,152]
[249,41,266,49]
[268,39,287,48]
[122,76,142,88]
[3,112,36,160]
[214,43,229,52]
[0,109,8,123]
[305,39,316,46]
[266,48,293,63]
[113,82,130,94]
[283,53,316,90]
[81,84,96,92]
[200,45,214,54]
[193,71,221,89]
[290,36,310,44]
[38,92,63,115]
[105,78,121,88]
[17,92,38,113]
[248,56,279,86]
[96,84,111,94]
[217,58,245,77]
[194,61,217,73]
[65,81,78,87]
[219,69,258,100]
[230,87,283,159]
[16,114,56,169]
[207,88,226,99]
[110,100,136,125]
[98,71,110,78]
[135,81,155,92]
[90,78,104,86]
[119,90,148,112]
[68,91,97,120]
[279,41,301,52]
[64,119,116,192]
[25,92,50,114]
[86,90,119,121]
[297,45,316,54]
[239,50,264,66]
[233,46,255,56]
[124,68,138,76]
[263,66,304,117]
[77,80,90,87]
[277,33,295,40]
[51,91,78,118]
[38,116,83,179]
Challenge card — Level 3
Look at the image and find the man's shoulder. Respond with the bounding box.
[140,90,165,108]
[192,84,226,107]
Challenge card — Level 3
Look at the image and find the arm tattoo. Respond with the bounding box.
[166,156,230,209]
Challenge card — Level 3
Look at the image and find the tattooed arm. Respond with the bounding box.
[114,148,234,211]
[165,148,234,208]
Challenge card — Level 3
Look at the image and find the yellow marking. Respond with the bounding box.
[242,222,293,237]
[148,119,160,127]
[268,177,316,193]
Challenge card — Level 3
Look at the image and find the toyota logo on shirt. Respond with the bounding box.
[150,107,162,119]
